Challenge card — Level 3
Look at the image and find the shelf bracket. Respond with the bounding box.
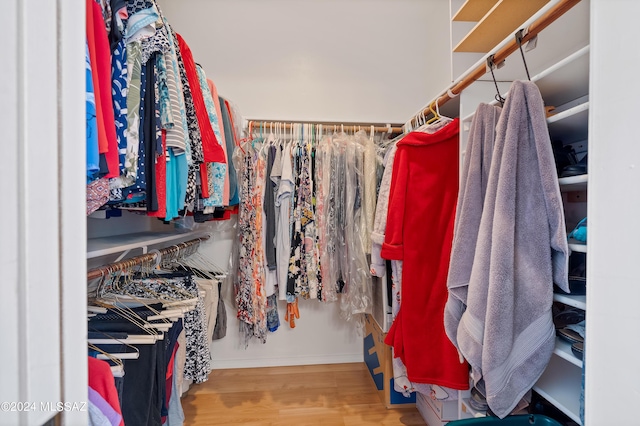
[114,249,132,262]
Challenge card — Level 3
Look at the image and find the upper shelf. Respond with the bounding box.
[87,230,203,259]
[452,0,499,22]
[547,101,589,144]
[453,0,551,53]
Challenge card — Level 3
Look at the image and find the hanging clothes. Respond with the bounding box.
[235,126,382,342]
[220,97,240,205]
[86,0,119,178]
[88,357,124,426]
[274,142,294,301]
[381,119,469,390]
[86,41,100,183]
[174,33,225,164]
[208,81,231,206]
[236,141,268,345]
[195,64,226,207]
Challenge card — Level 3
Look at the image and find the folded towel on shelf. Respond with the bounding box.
[456,80,570,418]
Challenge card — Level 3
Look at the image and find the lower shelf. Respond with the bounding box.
[533,355,583,425]
[460,398,487,419]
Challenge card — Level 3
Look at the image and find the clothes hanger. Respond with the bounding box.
[88,343,126,377]
[422,98,454,133]
[100,270,173,331]
[88,331,141,360]
[94,265,168,337]
[121,255,192,318]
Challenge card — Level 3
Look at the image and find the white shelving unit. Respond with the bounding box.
[447,1,590,424]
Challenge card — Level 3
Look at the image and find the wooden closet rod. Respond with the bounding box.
[87,235,210,281]
[419,0,582,120]
[247,120,404,135]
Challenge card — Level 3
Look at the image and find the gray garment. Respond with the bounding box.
[212,282,227,340]
[196,278,219,344]
[263,146,277,270]
[456,81,569,418]
[370,143,398,277]
[276,143,294,300]
[444,103,501,351]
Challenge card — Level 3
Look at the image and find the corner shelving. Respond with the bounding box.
[447,1,590,423]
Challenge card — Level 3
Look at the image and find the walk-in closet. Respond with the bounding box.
[2,0,639,425]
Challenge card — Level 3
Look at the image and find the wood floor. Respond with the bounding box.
[182,362,427,426]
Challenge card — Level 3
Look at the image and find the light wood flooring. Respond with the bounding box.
[182,362,427,426]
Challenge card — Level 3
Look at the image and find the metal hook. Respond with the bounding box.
[487,55,506,106]
[515,29,532,81]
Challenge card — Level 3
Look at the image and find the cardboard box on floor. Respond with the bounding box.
[363,314,416,408]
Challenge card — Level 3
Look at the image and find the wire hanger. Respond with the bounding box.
[420,98,453,133]
[487,55,506,106]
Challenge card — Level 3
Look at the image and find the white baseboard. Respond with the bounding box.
[210,353,364,370]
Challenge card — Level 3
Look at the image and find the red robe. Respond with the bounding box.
[381,119,469,389]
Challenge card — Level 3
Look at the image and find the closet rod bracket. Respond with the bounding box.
[114,249,132,263]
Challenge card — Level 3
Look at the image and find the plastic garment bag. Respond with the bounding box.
[340,133,373,322]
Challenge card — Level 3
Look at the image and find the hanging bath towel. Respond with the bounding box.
[444,103,501,352]
[456,81,570,418]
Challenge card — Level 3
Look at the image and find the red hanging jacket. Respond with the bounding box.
[381,119,469,390]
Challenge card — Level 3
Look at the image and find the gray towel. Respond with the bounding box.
[456,81,570,418]
[444,103,501,353]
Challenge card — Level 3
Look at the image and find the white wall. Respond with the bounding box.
[157,0,450,124]
[155,0,450,368]
[587,1,640,423]
[2,0,87,424]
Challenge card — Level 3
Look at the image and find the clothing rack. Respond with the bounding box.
[247,120,404,135]
[87,235,210,281]
[416,0,581,122]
